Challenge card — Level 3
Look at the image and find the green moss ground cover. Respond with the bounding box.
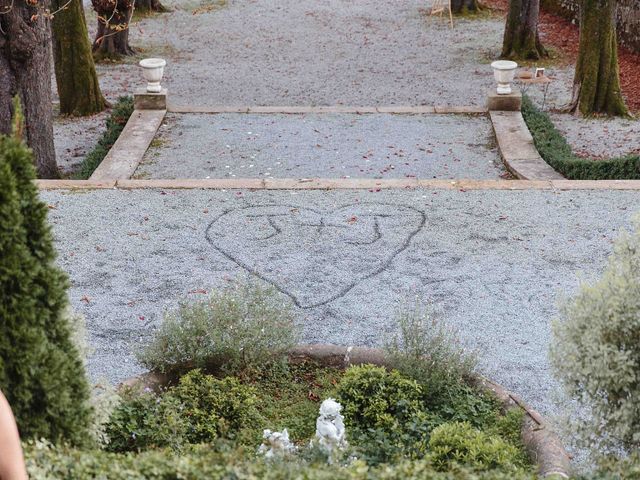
[521,96,640,179]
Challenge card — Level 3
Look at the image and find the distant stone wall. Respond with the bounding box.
[541,0,640,54]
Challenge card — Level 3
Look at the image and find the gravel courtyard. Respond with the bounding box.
[44,187,638,424]
[135,113,505,179]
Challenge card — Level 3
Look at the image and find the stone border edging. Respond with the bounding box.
[167,105,488,115]
[35,178,640,191]
[490,111,565,181]
[89,109,166,181]
[34,178,640,191]
[122,343,571,478]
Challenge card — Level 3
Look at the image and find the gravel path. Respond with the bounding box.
[53,110,109,176]
[135,113,505,179]
[548,112,640,159]
[43,187,639,424]
[84,0,573,108]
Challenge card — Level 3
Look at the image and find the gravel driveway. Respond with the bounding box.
[43,187,640,427]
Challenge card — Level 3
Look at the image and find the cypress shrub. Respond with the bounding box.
[0,113,91,445]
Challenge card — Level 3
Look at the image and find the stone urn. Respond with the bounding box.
[139,58,167,93]
[491,60,518,95]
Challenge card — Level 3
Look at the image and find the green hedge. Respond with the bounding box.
[72,96,134,179]
[521,96,640,180]
[25,442,539,480]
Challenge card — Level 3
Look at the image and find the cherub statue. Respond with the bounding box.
[315,398,348,457]
[257,428,296,459]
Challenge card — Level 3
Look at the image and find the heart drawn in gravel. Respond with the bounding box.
[205,203,425,309]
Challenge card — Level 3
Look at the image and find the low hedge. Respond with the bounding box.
[72,96,134,180]
[24,442,539,480]
[521,96,640,180]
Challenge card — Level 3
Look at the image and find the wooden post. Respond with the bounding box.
[430,0,453,28]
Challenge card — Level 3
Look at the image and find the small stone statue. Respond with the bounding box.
[314,398,348,458]
[257,428,296,459]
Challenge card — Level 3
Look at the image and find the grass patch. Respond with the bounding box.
[72,97,134,179]
[522,95,640,179]
[239,361,342,445]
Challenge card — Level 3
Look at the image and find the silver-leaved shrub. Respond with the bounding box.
[551,217,640,452]
[137,282,298,374]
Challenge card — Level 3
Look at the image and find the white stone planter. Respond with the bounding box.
[139,58,167,93]
[491,60,518,95]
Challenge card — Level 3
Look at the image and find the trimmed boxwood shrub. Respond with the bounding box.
[521,95,640,180]
[72,96,134,179]
[105,370,259,452]
[0,114,91,444]
[24,442,540,480]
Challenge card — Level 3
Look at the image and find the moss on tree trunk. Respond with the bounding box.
[501,0,547,60]
[91,0,135,60]
[52,0,107,116]
[0,0,59,178]
[571,0,628,116]
[450,0,479,14]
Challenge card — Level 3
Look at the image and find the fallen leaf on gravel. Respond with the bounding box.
[188,288,208,294]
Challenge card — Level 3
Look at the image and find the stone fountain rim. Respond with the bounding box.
[121,343,571,478]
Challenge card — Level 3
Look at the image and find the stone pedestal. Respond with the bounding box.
[487,88,522,111]
[134,88,167,110]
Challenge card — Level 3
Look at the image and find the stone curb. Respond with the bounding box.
[89,109,166,181]
[167,105,487,115]
[490,111,565,181]
[122,343,571,478]
[35,180,117,190]
[34,178,640,191]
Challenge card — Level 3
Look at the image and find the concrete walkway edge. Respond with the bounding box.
[167,105,488,114]
[35,178,640,190]
[490,111,564,181]
[89,109,166,181]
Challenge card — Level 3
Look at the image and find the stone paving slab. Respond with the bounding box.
[135,113,505,180]
[42,187,640,424]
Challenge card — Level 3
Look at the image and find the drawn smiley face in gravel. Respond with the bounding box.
[205,203,425,309]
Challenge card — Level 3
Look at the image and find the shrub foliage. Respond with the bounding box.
[521,95,640,180]
[72,96,134,179]
[137,282,298,374]
[25,441,541,480]
[0,121,91,444]
[385,304,477,406]
[551,217,640,451]
[105,370,258,452]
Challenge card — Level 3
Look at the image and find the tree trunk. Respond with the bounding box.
[0,0,59,179]
[91,0,135,61]
[451,0,479,14]
[135,0,168,13]
[501,0,547,60]
[570,0,628,116]
[52,0,107,116]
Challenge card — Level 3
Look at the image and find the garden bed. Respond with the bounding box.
[122,344,570,479]
[522,96,640,179]
[22,285,570,479]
